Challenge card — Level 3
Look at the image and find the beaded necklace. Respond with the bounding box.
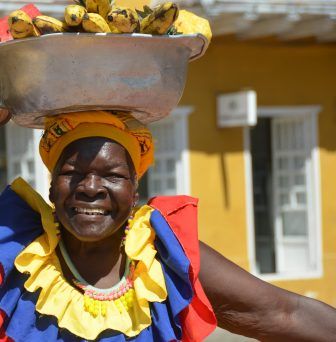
[59,239,135,317]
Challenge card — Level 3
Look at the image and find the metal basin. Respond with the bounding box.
[0,33,208,128]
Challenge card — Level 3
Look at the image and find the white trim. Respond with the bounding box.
[243,127,257,274]
[258,270,323,282]
[310,112,324,278]
[171,106,193,195]
[32,130,50,201]
[258,106,322,118]
[245,105,323,281]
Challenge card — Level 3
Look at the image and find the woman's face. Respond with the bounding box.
[50,137,138,242]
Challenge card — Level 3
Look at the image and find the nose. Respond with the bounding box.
[77,174,107,199]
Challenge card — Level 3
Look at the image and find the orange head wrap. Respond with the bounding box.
[39,111,154,178]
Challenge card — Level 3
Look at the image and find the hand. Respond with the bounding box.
[0,109,11,126]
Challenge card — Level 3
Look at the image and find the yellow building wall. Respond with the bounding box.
[180,37,336,305]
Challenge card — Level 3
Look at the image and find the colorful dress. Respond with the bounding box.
[0,178,216,342]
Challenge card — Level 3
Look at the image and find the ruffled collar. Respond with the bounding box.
[11,178,167,340]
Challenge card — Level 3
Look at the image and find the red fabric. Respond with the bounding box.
[149,196,217,342]
[0,263,3,286]
[0,4,41,42]
[0,310,13,342]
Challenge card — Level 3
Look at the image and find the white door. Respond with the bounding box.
[271,116,314,273]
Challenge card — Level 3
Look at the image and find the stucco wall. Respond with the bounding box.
[180,37,336,305]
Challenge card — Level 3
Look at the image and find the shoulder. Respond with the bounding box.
[148,195,198,215]
[148,195,200,274]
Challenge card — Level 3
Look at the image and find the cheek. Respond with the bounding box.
[51,178,72,204]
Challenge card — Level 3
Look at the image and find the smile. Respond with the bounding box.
[73,207,109,216]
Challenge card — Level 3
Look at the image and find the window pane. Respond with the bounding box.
[167,178,176,190]
[13,162,21,175]
[282,211,307,236]
[166,159,175,173]
[278,175,289,187]
[28,160,35,174]
[294,156,305,170]
[296,192,306,204]
[153,179,161,193]
[154,160,162,173]
[277,157,288,170]
[279,193,289,206]
[294,174,305,186]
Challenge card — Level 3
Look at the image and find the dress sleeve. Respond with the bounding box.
[149,196,217,342]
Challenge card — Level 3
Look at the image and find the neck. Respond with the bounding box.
[59,227,126,288]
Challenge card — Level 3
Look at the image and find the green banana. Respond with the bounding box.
[64,5,87,26]
[140,2,179,35]
[8,10,40,39]
[82,13,111,33]
[106,7,139,33]
[33,15,67,34]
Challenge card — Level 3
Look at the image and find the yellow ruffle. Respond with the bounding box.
[11,178,167,340]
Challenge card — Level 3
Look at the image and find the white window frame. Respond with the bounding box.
[147,106,193,197]
[5,123,49,200]
[244,105,323,281]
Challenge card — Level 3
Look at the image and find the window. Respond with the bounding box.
[5,123,49,200]
[138,107,192,203]
[246,106,322,278]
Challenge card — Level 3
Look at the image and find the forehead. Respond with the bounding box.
[55,137,133,171]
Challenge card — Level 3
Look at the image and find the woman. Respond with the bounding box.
[1,109,336,342]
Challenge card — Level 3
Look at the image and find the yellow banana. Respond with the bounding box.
[8,10,39,39]
[85,0,111,19]
[140,2,179,35]
[33,16,67,34]
[64,5,87,26]
[172,10,212,42]
[106,7,139,33]
[82,13,111,33]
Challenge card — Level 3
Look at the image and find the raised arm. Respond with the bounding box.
[199,241,336,341]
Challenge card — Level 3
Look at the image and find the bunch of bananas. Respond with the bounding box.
[7,1,211,42]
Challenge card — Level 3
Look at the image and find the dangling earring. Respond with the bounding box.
[121,212,134,247]
[51,205,61,236]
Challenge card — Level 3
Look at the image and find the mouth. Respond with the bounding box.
[72,207,110,216]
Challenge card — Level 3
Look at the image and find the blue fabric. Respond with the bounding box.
[0,186,43,287]
[150,210,194,341]
[0,188,193,341]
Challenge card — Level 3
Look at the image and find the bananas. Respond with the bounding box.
[33,16,67,34]
[106,7,139,33]
[172,10,212,42]
[65,5,87,27]
[82,13,111,33]
[85,0,111,19]
[6,1,211,44]
[8,10,39,39]
[140,2,179,35]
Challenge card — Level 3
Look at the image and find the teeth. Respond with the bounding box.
[74,208,108,215]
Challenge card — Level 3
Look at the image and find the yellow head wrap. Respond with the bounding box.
[39,111,154,178]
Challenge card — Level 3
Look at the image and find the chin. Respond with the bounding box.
[70,226,114,242]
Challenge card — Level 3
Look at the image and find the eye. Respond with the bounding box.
[106,172,129,181]
[59,169,80,177]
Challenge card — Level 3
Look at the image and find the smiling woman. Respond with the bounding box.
[0,109,217,341]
